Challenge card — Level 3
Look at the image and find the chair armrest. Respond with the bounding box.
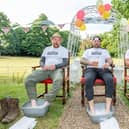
[32,65,40,70]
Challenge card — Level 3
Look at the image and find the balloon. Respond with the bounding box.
[80,24,87,31]
[96,0,103,8]
[75,19,84,27]
[102,11,110,19]
[104,3,111,11]
[76,10,85,20]
[98,4,105,15]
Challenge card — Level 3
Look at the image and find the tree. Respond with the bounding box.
[112,0,129,19]
[0,12,10,28]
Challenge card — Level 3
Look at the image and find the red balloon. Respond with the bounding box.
[76,10,85,20]
[104,3,111,11]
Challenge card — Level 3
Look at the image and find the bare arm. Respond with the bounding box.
[125,59,129,67]
[80,57,98,67]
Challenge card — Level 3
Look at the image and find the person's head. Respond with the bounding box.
[50,32,62,48]
[92,36,101,48]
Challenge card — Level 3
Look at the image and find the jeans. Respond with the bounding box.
[84,68,114,101]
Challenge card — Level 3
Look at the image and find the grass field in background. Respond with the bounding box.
[0,56,40,83]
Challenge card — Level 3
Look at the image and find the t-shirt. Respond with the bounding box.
[82,48,111,68]
[125,49,129,59]
[41,46,68,65]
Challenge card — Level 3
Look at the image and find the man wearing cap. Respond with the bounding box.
[24,32,68,107]
[80,35,114,115]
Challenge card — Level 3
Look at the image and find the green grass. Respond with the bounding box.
[0,56,40,83]
[0,83,65,129]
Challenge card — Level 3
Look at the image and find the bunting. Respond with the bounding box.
[0,23,70,33]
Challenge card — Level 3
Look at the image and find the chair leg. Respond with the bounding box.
[45,83,48,93]
[81,84,85,106]
[112,83,116,106]
[37,83,48,98]
[67,80,70,96]
[62,82,66,105]
[124,80,127,96]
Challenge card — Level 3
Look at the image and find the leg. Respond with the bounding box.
[85,68,97,114]
[99,69,114,113]
[24,70,49,106]
[88,100,95,115]
[105,97,112,113]
[44,69,63,102]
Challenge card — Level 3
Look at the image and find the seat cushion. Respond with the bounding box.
[80,76,117,85]
[40,78,53,83]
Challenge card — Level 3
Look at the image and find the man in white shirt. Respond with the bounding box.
[80,36,114,115]
[24,32,68,107]
[125,49,129,66]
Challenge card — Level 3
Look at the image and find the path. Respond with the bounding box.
[57,86,129,129]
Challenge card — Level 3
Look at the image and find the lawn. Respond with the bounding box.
[0,56,66,129]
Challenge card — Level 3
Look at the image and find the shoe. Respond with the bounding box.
[0,98,8,121]
[2,98,20,124]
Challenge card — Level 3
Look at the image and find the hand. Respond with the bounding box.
[90,61,98,67]
[103,63,110,69]
[42,65,49,70]
[42,65,56,71]
[48,65,56,70]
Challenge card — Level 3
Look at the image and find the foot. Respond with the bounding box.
[31,99,37,107]
[105,109,110,114]
[42,101,50,108]
[90,110,95,116]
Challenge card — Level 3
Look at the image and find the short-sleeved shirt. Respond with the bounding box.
[41,46,68,65]
[82,48,111,68]
[125,49,129,59]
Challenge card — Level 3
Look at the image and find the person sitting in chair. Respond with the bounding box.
[80,36,114,115]
[24,32,69,107]
[125,49,129,66]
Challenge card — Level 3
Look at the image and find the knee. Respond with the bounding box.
[24,76,34,87]
[85,76,94,84]
[105,76,113,83]
[53,76,63,82]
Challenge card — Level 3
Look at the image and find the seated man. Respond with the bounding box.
[80,36,114,115]
[24,32,69,107]
[125,49,129,66]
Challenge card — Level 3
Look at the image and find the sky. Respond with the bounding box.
[0,0,112,34]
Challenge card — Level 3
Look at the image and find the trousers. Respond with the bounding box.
[24,69,63,101]
[84,68,114,101]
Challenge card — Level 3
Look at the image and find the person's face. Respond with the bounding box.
[51,36,62,48]
[92,38,101,48]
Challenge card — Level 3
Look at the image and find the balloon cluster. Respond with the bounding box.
[74,10,87,31]
[96,0,112,19]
